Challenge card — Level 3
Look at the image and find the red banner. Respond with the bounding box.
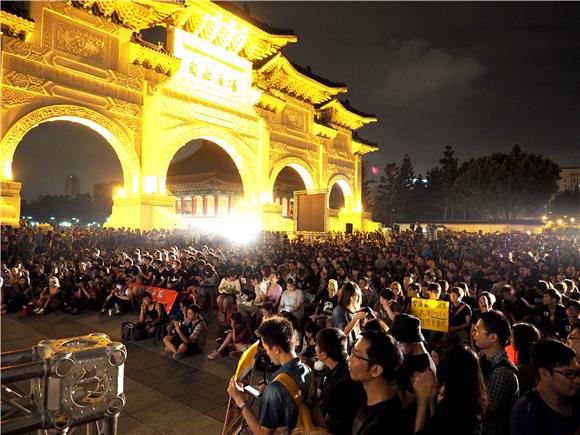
[128,283,179,314]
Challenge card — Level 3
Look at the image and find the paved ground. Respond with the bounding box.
[1,309,238,434]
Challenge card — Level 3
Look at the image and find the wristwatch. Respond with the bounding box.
[237,401,247,410]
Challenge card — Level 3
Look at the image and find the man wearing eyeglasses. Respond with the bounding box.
[348,330,404,435]
[510,340,580,435]
[473,311,519,435]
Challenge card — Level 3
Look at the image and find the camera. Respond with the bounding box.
[357,306,376,319]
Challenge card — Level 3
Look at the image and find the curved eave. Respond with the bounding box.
[317,99,377,130]
[253,53,347,104]
[319,99,377,122]
[0,10,35,42]
[352,136,379,155]
[210,1,297,44]
[72,0,186,31]
[183,0,296,60]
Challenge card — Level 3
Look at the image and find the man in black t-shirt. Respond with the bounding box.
[349,330,404,435]
[316,328,365,435]
[151,259,169,288]
[501,285,532,324]
[511,340,580,435]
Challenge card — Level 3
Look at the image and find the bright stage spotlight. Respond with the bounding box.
[181,214,258,244]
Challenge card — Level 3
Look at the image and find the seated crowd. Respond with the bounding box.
[1,225,579,434]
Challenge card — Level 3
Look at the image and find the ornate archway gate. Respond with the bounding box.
[1,1,379,232]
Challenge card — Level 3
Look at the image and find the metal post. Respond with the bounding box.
[0,361,45,383]
[102,415,118,435]
[0,414,44,434]
[0,349,34,367]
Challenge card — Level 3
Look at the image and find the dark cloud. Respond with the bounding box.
[382,38,486,101]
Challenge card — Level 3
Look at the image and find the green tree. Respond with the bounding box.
[454,146,560,219]
[427,145,458,219]
[373,155,415,223]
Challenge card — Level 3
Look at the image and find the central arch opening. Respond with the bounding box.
[272,167,306,219]
[166,139,244,220]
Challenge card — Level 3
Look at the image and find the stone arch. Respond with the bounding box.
[158,125,255,198]
[0,104,141,192]
[268,157,317,197]
[327,173,355,209]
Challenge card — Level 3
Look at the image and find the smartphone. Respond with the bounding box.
[244,385,260,398]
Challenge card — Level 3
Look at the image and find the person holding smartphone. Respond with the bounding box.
[101,280,132,315]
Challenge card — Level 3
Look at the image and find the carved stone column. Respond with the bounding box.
[106,193,180,230]
[0,180,22,227]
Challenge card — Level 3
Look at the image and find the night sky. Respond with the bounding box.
[12,1,580,200]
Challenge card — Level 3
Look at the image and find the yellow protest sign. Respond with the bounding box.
[411,298,449,332]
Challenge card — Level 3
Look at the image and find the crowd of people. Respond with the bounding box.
[1,224,579,434]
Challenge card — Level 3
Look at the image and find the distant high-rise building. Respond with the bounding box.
[64,175,80,197]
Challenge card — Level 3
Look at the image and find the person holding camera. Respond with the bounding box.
[101,280,133,315]
[227,316,311,434]
[332,282,366,352]
[163,304,206,359]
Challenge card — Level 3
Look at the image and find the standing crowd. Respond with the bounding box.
[1,224,579,434]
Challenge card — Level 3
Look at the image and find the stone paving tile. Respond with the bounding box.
[162,414,223,435]
[145,361,196,380]
[173,392,222,413]
[167,374,208,391]
[125,369,165,385]
[129,399,202,432]
[123,376,147,393]
[148,380,191,398]
[187,370,226,386]
[196,381,230,405]
[118,414,161,435]
[204,405,229,423]
[122,385,169,414]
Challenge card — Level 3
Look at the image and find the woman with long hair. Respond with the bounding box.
[331,282,364,352]
[414,344,488,435]
[511,322,541,395]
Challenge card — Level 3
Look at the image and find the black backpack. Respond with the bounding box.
[121,322,147,341]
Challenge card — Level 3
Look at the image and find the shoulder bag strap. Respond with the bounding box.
[273,373,303,406]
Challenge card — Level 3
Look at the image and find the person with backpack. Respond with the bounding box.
[473,311,520,435]
[510,340,580,435]
[227,316,311,434]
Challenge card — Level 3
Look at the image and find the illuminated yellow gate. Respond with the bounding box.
[1,1,378,232]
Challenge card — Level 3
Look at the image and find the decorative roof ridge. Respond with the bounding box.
[288,60,347,90]
[255,53,347,93]
[214,1,296,38]
[352,132,378,147]
[0,2,34,22]
[131,32,176,57]
[340,98,377,120]
[316,98,377,121]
